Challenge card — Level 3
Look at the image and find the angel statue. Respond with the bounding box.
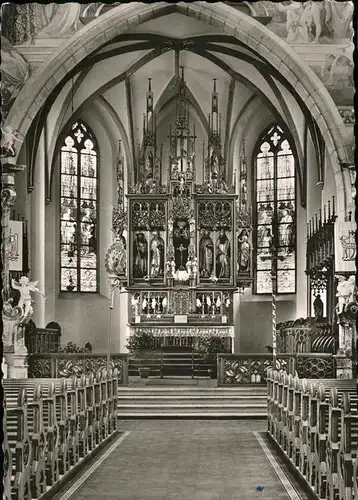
[1,126,22,157]
[11,276,46,321]
[335,275,356,315]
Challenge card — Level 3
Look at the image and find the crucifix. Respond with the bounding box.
[176,243,186,269]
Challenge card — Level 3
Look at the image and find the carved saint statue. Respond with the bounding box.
[186,258,192,276]
[170,259,176,277]
[133,232,148,278]
[237,230,251,273]
[336,275,357,316]
[108,236,126,275]
[131,295,139,316]
[11,276,46,321]
[210,151,219,178]
[165,260,171,276]
[199,230,214,278]
[216,229,231,279]
[150,230,164,277]
[192,257,198,278]
[168,217,174,236]
[313,294,324,320]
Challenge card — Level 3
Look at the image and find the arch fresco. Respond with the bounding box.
[5,2,352,211]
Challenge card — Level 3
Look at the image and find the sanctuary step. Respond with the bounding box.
[117,386,267,418]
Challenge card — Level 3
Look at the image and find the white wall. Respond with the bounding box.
[44,102,124,351]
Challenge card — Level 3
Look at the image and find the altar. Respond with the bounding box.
[105,71,253,349]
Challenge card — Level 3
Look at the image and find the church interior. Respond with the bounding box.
[1,2,357,499]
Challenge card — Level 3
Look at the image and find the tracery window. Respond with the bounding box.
[60,121,99,292]
[254,125,296,294]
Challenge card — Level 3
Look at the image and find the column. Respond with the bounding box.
[30,132,46,327]
[119,291,130,353]
[232,291,240,353]
[2,161,27,378]
[108,283,129,354]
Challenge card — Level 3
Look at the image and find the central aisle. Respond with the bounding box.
[62,420,310,500]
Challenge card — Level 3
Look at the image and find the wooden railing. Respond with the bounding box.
[28,353,129,385]
[267,369,358,499]
[3,368,119,500]
[25,327,61,354]
[217,353,336,385]
[276,322,336,354]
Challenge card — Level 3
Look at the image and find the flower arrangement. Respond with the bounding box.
[126,330,156,354]
[197,336,228,363]
[60,341,86,353]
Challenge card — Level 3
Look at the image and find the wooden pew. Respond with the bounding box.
[111,368,119,433]
[3,368,119,500]
[267,370,358,500]
[6,388,32,500]
[292,376,302,468]
[299,378,310,478]
[85,372,95,453]
[5,381,47,499]
[4,379,65,488]
[335,391,358,500]
[286,374,295,461]
[3,398,13,500]
[307,381,318,488]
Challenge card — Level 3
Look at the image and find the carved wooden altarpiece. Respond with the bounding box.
[110,73,253,346]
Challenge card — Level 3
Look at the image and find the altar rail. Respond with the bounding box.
[28,353,129,384]
[267,369,358,500]
[217,353,336,385]
[3,368,119,500]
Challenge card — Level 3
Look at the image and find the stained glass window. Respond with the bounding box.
[60,121,98,292]
[254,126,296,294]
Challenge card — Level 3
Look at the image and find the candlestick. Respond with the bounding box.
[323,205,326,222]
[328,200,331,219]
[332,195,335,216]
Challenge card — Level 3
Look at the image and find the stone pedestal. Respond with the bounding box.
[3,305,29,378]
[6,350,28,378]
[334,355,353,379]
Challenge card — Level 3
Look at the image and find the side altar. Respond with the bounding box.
[106,72,253,350]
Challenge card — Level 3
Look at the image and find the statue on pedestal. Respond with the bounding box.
[335,274,357,357]
[335,275,356,316]
[313,294,324,321]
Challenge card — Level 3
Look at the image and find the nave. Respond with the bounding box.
[51,420,310,500]
[1,1,356,500]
